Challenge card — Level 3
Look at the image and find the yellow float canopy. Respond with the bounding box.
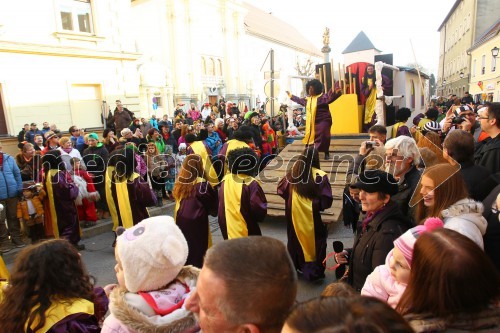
[329,94,362,134]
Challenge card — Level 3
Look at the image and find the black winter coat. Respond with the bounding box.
[347,200,410,292]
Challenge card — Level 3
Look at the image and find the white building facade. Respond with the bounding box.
[0,0,141,136]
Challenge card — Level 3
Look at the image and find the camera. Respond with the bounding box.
[451,115,466,125]
[365,141,376,149]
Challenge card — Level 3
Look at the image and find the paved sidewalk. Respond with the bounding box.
[3,201,355,302]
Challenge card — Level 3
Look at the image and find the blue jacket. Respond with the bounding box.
[25,129,44,144]
[0,153,23,199]
[71,135,86,154]
[150,118,159,130]
[206,132,222,156]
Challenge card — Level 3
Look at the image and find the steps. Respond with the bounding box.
[257,135,368,224]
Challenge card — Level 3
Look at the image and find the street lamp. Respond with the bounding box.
[443,79,446,86]
[492,46,499,58]
[459,71,464,79]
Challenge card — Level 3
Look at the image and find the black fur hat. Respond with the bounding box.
[227,147,259,176]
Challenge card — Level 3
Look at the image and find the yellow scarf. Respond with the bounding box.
[222,173,256,239]
[223,140,250,175]
[0,256,8,280]
[290,167,326,261]
[364,78,376,124]
[105,166,120,231]
[189,141,219,187]
[174,177,212,247]
[26,298,94,333]
[302,93,322,145]
[114,173,142,229]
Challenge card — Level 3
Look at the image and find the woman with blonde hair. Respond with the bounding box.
[415,163,487,248]
[173,154,217,267]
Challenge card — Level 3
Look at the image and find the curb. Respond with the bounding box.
[2,201,176,263]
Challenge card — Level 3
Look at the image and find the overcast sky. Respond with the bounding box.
[249,0,456,77]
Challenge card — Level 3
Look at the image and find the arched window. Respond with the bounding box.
[218,59,223,76]
[208,58,215,76]
[201,57,207,75]
[410,79,415,109]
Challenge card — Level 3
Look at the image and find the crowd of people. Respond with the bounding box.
[0,91,499,332]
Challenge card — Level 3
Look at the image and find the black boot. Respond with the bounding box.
[325,152,331,160]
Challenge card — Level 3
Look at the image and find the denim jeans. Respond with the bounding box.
[0,197,21,242]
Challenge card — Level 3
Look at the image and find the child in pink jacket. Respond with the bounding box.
[361,217,444,308]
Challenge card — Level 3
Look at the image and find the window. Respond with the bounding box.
[59,0,93,34]
[492,55,496,72]
[481,55,486,74]
[472,59,476,77]
[201,57,207,75]
[208,58,215,76]
[218,59,223,76]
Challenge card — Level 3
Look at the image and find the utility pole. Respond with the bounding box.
[270,49,275,118]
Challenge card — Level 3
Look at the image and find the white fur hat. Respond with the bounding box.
[115,216,188,293]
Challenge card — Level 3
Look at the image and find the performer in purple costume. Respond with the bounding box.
[287,79,342,160]
[42,150,84,250]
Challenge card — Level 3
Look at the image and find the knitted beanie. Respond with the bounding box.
[115,216,188,293]
[393,217,444,267]
[423,121,441,133]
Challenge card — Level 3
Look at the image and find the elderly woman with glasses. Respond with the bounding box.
[335,170,410,292]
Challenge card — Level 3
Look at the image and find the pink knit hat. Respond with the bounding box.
[393,217,444,267]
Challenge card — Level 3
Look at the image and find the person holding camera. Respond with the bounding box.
[441,105,484,143]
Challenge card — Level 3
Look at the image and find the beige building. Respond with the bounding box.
[0,0,141,137]
[437,0,500,98]
[467,20,499,102]
[131,0,321,115]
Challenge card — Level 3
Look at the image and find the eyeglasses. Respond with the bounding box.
[72,129,79,132]
[477,116,490,120]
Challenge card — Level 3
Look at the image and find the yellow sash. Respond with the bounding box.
[174,177,212,247]
[223,140,250,175]
[290,168,326,262]
[45,170,61,239]
[0,256,8,280]
[222,173,256,239]
[114,173,141,229]
[392,122,406,138]
[190,141,219,187]
[303,93,322,145]
[26,298,94,333]
[105,166,119,231]
[364,79,376,124]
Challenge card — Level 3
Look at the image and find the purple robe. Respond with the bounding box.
[110,177,157,227]
[218,177,267,239]
[175,181,218,268]
[290,89,341,153]
[277,173,333,281]
[47,287,109,333]
[50,171,80,244]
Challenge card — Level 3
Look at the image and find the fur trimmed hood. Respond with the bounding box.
[441,198,484,217]
[103,266,200,333]
[441,198,487,248]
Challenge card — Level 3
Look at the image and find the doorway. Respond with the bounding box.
[0,86,8,135]
[70,84,102,129]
